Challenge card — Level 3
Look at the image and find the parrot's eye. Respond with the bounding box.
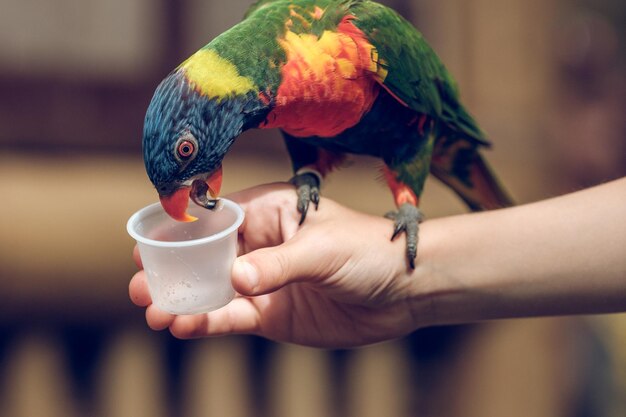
[178,141,194,157]
[174,135,198,163]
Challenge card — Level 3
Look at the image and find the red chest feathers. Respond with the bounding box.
[260,25,386,138]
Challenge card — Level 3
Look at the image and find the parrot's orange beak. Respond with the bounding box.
[158,166,223,223]
[159,186,197,222]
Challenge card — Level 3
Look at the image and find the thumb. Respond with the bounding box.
[232,239,328,296]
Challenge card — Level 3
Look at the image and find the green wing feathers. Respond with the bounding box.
[348,0,511,209]
[347,0,485,143]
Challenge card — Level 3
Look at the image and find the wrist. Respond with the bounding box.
[402,216,477,329]
[400,219,450,329]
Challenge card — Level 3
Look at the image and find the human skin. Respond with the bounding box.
[129,178,626,348]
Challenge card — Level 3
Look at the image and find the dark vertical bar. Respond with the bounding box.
[158,0,188,76]
[459,0,476,102]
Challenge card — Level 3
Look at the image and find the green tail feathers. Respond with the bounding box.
[430,136,513,211]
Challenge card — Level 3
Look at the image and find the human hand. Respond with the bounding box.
[129,182,432,348]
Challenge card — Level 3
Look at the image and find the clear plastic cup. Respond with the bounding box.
[127,198,244,315]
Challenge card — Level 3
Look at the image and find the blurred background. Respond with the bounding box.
[1,0,625,416]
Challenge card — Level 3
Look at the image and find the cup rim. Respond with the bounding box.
[126,198,244,248]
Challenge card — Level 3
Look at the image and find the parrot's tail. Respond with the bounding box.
[430,140,513,211]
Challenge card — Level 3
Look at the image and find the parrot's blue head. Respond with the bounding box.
[142,70,267,221]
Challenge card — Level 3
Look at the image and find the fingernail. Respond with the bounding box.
[233,259,259,293]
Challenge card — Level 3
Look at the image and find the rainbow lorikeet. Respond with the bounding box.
[143,0,512,268]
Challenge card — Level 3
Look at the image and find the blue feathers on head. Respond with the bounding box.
[142,70,268,188]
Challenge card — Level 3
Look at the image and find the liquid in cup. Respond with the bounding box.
[127,199,244,315]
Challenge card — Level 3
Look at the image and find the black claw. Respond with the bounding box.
[298,206,308,225]
[311,190,320,208]
[391,223,404,241]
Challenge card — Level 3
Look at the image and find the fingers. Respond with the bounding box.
[138,297,264,339]
[168,297,262,339]
[129,271,177,330]
[145,305,176,331]
[130,269,262,337]
[129,271,151,307]
[231,236,333,296]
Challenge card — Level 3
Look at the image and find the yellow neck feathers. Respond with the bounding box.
[178,49,255,99]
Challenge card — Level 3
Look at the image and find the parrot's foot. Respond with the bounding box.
[385,203,424,269]
[289,170,322,225]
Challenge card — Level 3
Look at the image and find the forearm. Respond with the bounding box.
[412,178,626,326]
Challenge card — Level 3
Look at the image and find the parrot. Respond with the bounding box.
[142,0,513,269]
